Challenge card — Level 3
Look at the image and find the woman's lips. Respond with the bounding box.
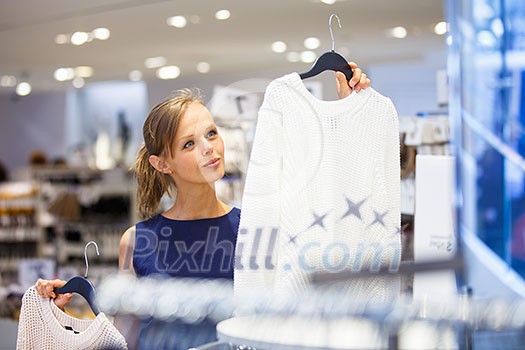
[204,158,220,167]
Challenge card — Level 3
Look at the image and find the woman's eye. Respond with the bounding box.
[207,130,218,138]
[183,141,194,149]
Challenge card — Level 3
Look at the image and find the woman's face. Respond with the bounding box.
[167,102,225,187]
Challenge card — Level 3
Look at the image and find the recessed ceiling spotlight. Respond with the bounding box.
[129,70,143,81]
[434,21,447,35]
[304,37,320,50]
[300,51,317,63]
[386,26,407,39]
[271,41,287,53]
[55,28,110,46]
[145,56,167,69]
[197,62,211,73]
[215,10,231,20]
[72,77,85,89]
[71,32,89,45]
[55,34,69,44]
[320,0,337,4]
[54,68,75,81]
[92,27,110,40]
[167,16,187,28]
[74,66,94,78]
[156,65,181,79]
[16,82,31,96]
[0,75,17,87]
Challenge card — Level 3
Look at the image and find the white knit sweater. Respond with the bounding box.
[234,73,401,303]
[16,286,127,350]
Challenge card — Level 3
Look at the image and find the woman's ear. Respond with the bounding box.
[148,155,172,174]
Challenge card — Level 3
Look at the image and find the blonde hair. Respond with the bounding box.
[135,88,204,217]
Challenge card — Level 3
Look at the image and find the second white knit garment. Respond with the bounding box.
[234,73,401,304]
[16,287,128,350]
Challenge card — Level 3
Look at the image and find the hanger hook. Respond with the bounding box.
[84,241,100,278]
[328,13,342,52]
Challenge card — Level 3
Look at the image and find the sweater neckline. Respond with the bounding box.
[286,72,372,115]
[41,290,109,346]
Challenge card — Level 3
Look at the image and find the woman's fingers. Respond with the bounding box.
[349,67,362,91]
[35,278,67,298]
[347,61,370,93]
[335,71,352,99]
[54,293,73,309]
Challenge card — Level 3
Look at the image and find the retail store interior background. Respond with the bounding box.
[1,0,525,349]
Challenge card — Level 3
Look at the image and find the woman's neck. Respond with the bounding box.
[164,183,230,220]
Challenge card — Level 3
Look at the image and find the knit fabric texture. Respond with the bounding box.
[16,286,128,350]
[234,72,401,303]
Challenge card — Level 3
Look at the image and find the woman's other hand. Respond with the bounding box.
[35,278,73,309]
[335,61,370,98]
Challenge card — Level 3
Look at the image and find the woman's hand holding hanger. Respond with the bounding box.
[35,278,73,310]
[335,61,370,98]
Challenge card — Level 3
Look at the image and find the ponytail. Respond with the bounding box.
[135,143,173,218]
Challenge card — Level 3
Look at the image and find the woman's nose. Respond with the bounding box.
[202,140,214,156]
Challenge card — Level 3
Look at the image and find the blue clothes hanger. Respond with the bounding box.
[54,241,101,315]
[299,14,353,81]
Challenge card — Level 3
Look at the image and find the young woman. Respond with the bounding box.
[35,66,371,349]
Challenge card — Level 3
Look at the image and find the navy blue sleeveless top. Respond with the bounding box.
[133,207,240,279]
[133,208,240,350]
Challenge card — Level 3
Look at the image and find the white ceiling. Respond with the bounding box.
[0,0,446,93]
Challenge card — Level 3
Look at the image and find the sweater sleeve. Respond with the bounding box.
[234,82,282,297]
[16,288,33,350]
[383,99,402,268]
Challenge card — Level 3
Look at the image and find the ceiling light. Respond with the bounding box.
[74,66,94,78]
[215,10,231,20]
[271,41,287,53]
[156,65,180,79]
[300,51,317,63]
[167,16,187,28]
[72,77,85,89]
[145,56,167,69]
[16,82,31,96]
[55,34,69,44]
[129,70,143,81]
[54,68,75,81]
[0,75,17,87]
[286,52,300,63]
[320,0,337,4]
[71,31,89,45]
[92,27,110,40]
[304,37,320,50]
[434,22,447,35]
[197,62,210,73]
[386,26,407,39]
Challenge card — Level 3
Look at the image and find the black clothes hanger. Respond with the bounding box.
[54,241,101,315]
[299,14,353,81]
